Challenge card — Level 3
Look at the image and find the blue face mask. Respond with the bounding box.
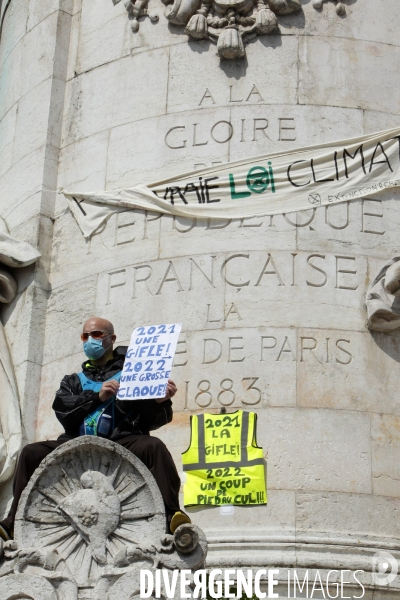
[83,336,109,360]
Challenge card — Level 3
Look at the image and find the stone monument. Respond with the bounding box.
[1,0,400,596]
[0,437,207,599]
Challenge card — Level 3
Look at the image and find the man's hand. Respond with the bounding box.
[156,379,177,403]
[99,379,120,402]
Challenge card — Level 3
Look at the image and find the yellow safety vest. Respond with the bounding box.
[182,410,267,507]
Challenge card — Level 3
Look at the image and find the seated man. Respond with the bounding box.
[0,316,189,541]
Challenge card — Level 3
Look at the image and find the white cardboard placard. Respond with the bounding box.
[117,323,182,401]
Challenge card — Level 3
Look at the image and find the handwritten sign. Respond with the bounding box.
[117,323,182,401]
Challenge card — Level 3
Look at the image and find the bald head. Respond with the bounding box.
[82,317,116,363]
[83,317,114,335]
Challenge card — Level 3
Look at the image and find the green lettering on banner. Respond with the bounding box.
[246,163,276,194]
[230,164,276,200]
[229,174,251,199]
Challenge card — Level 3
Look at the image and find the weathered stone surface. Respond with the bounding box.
[259,408,371,494]
[56,131,109,216]
[42,274,97,364]
[371,414,400,498]
[0,574,72,600]
[281,0,399,47]
[0,12,62,121]
[167,37,299,113]
[296,490,400,544]
[0,105,17,181]
[0,0,29,70]
[61,47,169,146]
[297,328,400,416]
[77,0,172,74]
[299,35,400,115]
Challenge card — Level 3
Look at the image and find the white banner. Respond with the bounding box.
[64,128,400,238]
[117,323,182,401]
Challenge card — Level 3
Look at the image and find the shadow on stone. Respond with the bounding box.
[370,330,400,364]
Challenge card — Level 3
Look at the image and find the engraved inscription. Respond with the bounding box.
[361,199,385,235]
[200,332,353,366]
[198,84,266,105]
[206,303,242,323]
[88,201,387,257]
[165,117,297,148]
[178,329,355,410]
[98,251,365,307]
[194,377,263,408]
[279,118,296,142]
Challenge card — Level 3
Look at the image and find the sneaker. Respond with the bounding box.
[0,523,12,542]
[170,511,191,534]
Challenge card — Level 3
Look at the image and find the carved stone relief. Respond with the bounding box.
[0,218,41,484]
[112,0,350,59]
[113,0,159,32]
[0,437,207,599]
[312,0,346,16]
[365,257,400,332]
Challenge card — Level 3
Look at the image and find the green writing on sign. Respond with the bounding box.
[229,163,276,200]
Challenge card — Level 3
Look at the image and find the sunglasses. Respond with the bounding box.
[81,330,112,342]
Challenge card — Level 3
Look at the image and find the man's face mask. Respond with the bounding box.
[83,335,111,360]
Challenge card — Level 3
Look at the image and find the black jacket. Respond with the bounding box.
[52,346,173,440]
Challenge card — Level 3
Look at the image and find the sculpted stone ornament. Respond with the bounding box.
[365,257,400,332]
[113,0,159,32]
[167,0,302,59]
[112,0,302,59]
[0,218,41,484]
[0,437,207,600]
[112,0,352,58]
[312,0,347,16]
